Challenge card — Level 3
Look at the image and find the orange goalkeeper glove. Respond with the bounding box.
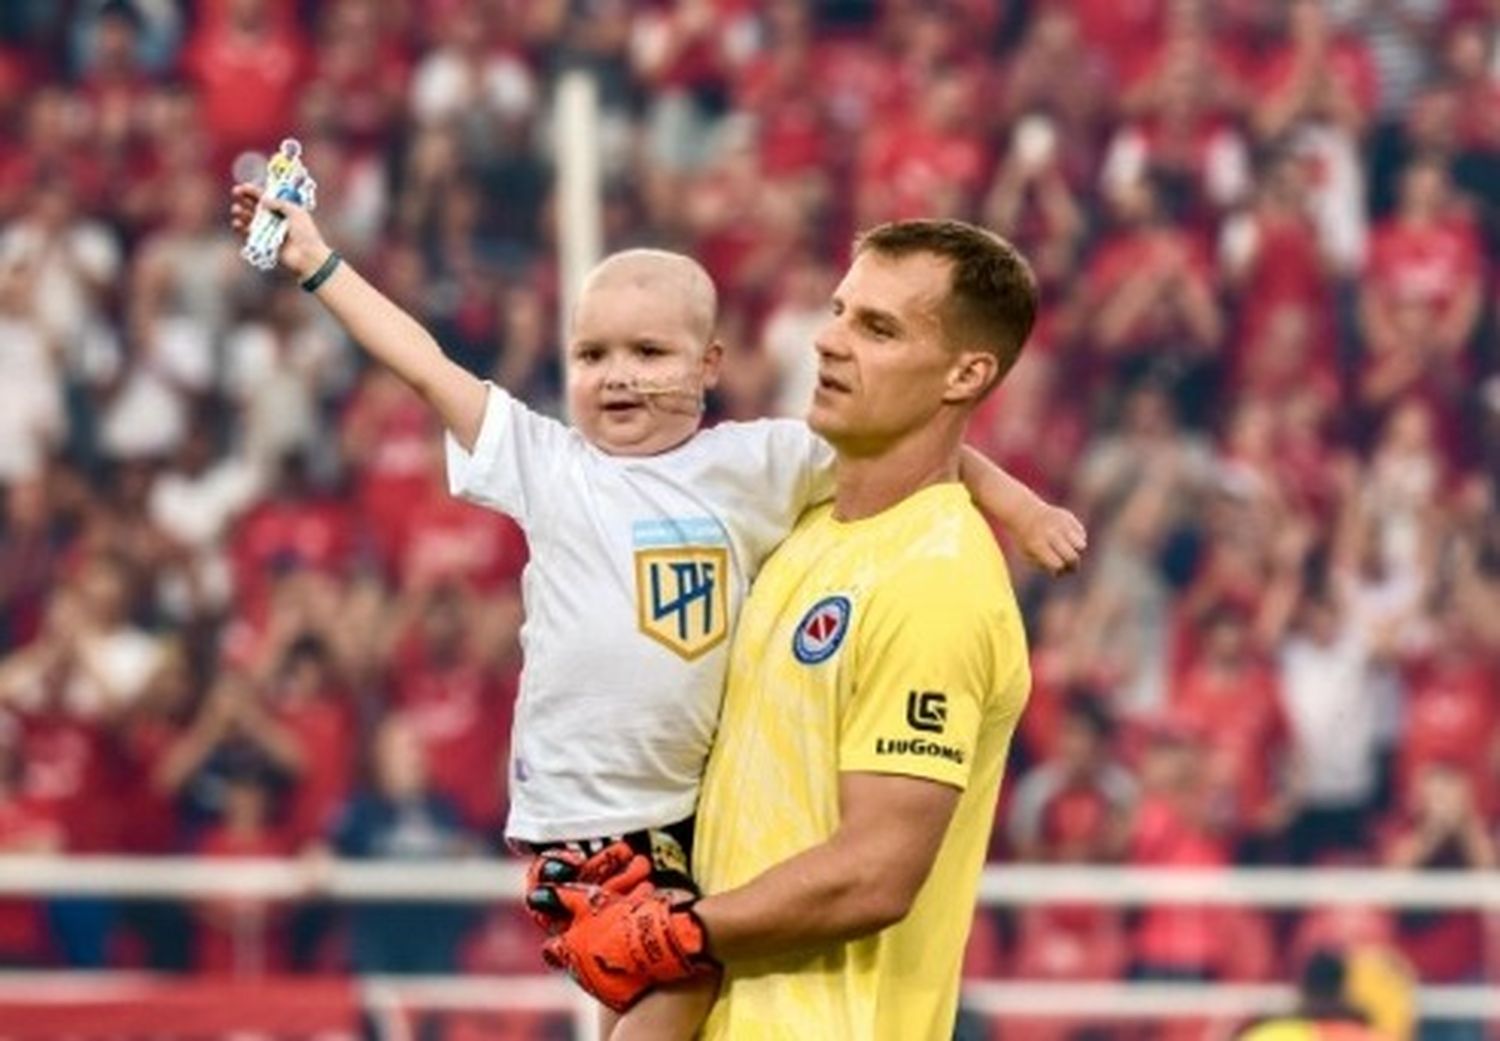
[524,841,651,935]
[538,884,716,1013]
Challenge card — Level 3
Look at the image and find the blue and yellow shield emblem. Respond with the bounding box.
[634,546,729,661]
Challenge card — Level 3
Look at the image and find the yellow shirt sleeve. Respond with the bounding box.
[838,559,1011,790]
[1236,1023,1313,1041]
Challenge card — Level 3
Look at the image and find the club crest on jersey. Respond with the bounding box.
[793,595,852,664]
[635,547,730,661]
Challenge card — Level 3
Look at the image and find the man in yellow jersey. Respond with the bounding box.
[536,219,1036,1040]
[1237,951,1391,1041]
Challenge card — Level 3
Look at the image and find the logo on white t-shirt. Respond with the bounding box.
[793,595,852,664]
[632,518,731,662]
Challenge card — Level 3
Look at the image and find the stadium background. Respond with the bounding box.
[0,0,1499,1038]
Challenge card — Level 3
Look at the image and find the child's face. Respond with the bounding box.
[567,281,723,456]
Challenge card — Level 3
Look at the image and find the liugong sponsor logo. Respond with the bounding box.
[874,736,965,764]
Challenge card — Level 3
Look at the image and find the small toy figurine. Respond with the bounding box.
[240,138,317,271]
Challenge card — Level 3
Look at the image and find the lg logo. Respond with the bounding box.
[905,691,947,734]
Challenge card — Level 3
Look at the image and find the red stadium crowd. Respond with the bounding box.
[0,0,1499,1024]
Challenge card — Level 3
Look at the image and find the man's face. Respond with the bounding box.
[1057,717,1101,773]
[566,281,721,456]
[1205,619,1246,666]
[808,250,968,452]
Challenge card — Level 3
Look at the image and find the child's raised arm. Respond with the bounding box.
[230,184,487,451]
[958,447,1087,576]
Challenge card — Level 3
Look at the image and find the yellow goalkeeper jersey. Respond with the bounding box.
[696,482,1030,1041]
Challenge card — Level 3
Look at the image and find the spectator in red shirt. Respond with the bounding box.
[965,330,1089,512]
[1249,0,1376,276]
[1107,3,1252,224]
[1018,590,1120,761]
[1219,150,1337,391]
[732,0,831,184]
[683,138,810,302]
[1048,0,1167,92]
[1115,0,1245,119]
[1238,305,1341,425]
[490,282,561,414]
[259,635,355,851]
[855,69,988,225]
[0,717,62,966]
[1273,386,1347,523]
[1362,400,1446,585]
[193,769,290,975]
[1382,763,1496,988]
[1358,157,1483,429]
[302,0,409,153]
[154,669,299,841]
[1443,20,1500,153]
[181,0,309,172]
[1127,719,1272,982]
[387,582,520,833]
[0,89,109,223]
[982,115,1088,298]
[998,6,1112,175]
[1101,88,1251,228]
[0,593,124,967]
[73,0,158,181]
[0,43,29,136]
[1008,697,1136,864]
[1252,0,1378,141]
[1077,176,1223,397]
[394,450,528,596]
[1397,602,1500,816]
[229,453,355,620]
[340,368,443,569]
[113,641,195,970]
[0,477,67,650]
[1212,398,1293,521]
[111,81,213,233]
[1172,608,1295,854]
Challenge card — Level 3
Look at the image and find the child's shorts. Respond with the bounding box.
[513,816,698,895]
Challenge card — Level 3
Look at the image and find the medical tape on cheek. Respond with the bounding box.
[628,376,703,416]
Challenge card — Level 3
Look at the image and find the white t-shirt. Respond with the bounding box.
[1278,624,1378,807]
[0,316,63,481]
[0,220,120,356]
[447,384,835,842]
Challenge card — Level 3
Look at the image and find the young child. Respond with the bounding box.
[231,181,1085,1038]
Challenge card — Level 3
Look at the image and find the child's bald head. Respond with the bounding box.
[577,249,718,350]
[566,249,726,457]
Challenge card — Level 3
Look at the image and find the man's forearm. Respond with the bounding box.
[694,840,907,963]
[302,256,487,450]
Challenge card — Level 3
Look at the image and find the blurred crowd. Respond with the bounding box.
[0,0,1498,1021]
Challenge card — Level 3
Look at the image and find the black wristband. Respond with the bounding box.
[299,250,342,293]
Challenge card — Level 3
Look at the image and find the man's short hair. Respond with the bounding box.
[855,219,1038,387]
[1300,950,1347,1004]
[1061,690,1114,741]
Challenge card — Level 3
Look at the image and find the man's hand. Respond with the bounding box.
[523,841,651,934]
[229,183,332,282]
[1017,503,1087,576]
[537,884,714,1013]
